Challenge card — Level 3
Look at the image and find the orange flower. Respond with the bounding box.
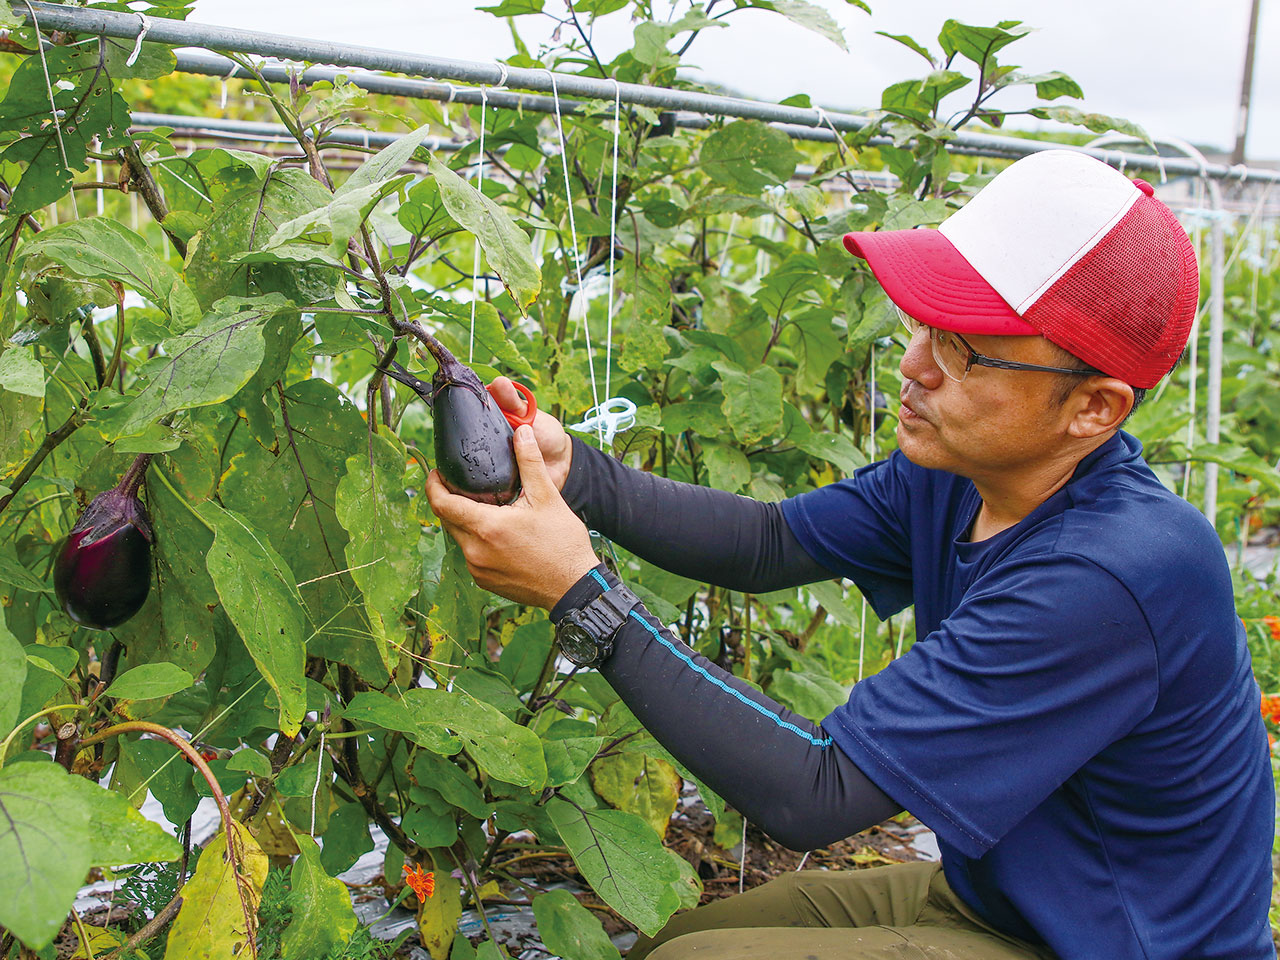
[1260,693,1280,725]
[402,862,435,899]
[1262,615,1280,641]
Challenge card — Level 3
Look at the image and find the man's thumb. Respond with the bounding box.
[513,425,554,499]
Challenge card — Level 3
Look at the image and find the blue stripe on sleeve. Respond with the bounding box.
[589,569,610,591]
[625,609,832,747]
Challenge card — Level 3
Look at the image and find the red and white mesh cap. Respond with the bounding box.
[843,149,1199,388]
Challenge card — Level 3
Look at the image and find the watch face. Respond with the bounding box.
[557,621,599,665]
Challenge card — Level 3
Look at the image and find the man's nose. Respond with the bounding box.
[899,329,944,389]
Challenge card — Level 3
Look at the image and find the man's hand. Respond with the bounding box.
[426,424,599,609]
[489,376,573,491]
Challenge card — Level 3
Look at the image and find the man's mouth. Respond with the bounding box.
[899,389,930,425]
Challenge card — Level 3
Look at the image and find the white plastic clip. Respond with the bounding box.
[569,397,637,447]
[126,13,151,68]
[494,61,509,89]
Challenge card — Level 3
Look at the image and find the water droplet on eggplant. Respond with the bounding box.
[53,454,154,630]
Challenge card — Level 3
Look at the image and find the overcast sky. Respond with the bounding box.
[189,1,1280,162]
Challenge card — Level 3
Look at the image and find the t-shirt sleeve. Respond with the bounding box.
[780,451,917,619]
[821,552,1158,859]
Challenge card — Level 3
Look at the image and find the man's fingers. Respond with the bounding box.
[513,425,558,501]
[424,469,489,528]
[487,376,528,416]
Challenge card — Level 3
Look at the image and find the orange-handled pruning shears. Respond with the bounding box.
[486,381,537,430]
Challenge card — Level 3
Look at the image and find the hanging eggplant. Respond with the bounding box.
[54,453,154,630]
[384,321,522,506]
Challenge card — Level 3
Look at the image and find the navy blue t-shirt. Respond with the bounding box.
[781,431,1275,959]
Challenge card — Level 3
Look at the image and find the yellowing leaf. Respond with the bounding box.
[590,752,681,840]
[163,822,268,960]
[416,871,462,960]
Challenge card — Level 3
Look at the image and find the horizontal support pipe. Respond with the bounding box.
[15,2,1280,184]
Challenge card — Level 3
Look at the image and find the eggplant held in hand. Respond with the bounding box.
[385,322,521,505]
[54,454,154,630]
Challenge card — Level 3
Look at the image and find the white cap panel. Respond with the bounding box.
[938,151,1140,314]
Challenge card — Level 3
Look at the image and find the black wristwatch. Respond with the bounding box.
[555,583,640,667]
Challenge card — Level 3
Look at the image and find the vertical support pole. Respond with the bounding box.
[1203,177,1226,525]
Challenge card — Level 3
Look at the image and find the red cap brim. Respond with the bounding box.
[843,230,1037,336]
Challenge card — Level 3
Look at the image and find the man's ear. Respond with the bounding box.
[1065,378,1134,439]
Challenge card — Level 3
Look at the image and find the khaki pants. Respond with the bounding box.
[629,861,1056,959]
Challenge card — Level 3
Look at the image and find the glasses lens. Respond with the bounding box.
[895,307,968,382]
[931,328,970,382]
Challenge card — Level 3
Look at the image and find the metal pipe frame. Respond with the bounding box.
[13,1,1280,185]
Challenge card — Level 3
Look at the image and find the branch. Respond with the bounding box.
[119,140,187,260]
[0,402,88,515]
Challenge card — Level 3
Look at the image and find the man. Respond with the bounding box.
[427,150,1275,959]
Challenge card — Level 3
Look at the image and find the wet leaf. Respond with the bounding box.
[547,798,682,936]
[280,835,358,959]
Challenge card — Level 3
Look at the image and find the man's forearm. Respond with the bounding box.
[561,438,834,592]
[553,565,902,851]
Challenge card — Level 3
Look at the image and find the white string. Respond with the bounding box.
[604,78,622,405]
[494,61,509,88]
[310,732,326,835]
[468,87,488,364]
[795,851,811,871]
[126,13,151,68]
[738,816,748,893]
[442,82,456,127]
[548,69,603,442]
[24,1,78,220]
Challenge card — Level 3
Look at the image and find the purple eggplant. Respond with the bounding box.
[54,454,154,630]
[384,322,521,505]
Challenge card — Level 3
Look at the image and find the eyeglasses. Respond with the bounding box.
[896,307,1102,384]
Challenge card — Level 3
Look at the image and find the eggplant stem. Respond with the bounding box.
[391,319,455,371]
[79,721,259,959]
[117,453,153,498]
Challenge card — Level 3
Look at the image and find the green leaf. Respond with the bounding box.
[700,120,801,193]
[344,691,459,755]
[403,688,547,788]
[0,611,26,740]
[0,46,131,214]
[1026,107,1154,151]
[769,669,849,723]
[185,169,336,311]
[1004,70,1084,101]
[531,890,621,960]
[796,431,867,475]
[875,31,935,64]
[342,123,431,197]
[590,752,681,839]
[881,195,948,231]
[335,433,419,673]
[937,19,1031,67]
[319,801,374,876]
[427,154,542,314]
[163,822,268,960]
[253,177,409,268]
[0,347,44,398]
[199,501,308,737]
[105,663,194,701]
[0,763,93,949]
[60,773,182,866]
[280,835,358,959]
[15,218,201,330]
[477,0,544,14]
[768,0,851,50]
[547,798,682,936]
[96,296,284,440]
[700,441,751,494]
[411,751,491,819]
[542,735,603,788]
[111,737,200,822]
[713,362,784,445]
